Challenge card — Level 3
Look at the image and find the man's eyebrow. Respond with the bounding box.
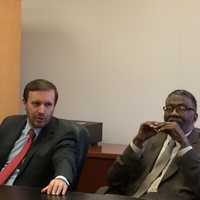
[166,103,186,106]
[31,100,41,103]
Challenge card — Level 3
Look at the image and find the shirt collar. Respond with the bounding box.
[24,119,42,137]
[185,129,193,137]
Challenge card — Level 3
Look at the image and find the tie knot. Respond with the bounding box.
[28,129,36,139]
[168,139,176,148]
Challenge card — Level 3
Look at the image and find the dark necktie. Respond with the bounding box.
[0,129,35,185]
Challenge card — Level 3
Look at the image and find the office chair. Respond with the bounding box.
[61,119,89,190]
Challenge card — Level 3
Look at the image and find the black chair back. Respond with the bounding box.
[61,119,89,190]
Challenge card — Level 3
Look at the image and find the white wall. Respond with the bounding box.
[22,0,200,144]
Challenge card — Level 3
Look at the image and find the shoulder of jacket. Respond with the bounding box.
[1,114,26,123]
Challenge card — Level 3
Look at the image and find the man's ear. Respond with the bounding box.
[194,113,198,122]
[22,98,26,105]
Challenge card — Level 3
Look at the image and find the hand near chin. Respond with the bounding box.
[156,122,190,147]
[133,121,162,148]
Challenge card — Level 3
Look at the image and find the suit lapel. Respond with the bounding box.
[132,133,167,192]
[187,129,200,145]
[17,118,57,175]
[143,133,167,173]
[0,117,27,168]
[134,132,167,188]
[5,117,27,149]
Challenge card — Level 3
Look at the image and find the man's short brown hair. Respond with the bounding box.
[23,79,58,105]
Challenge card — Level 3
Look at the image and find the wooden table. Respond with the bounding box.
[77,143,126,193]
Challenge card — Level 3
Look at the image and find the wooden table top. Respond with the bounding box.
[88,143,127,159]
[0,185,138,200]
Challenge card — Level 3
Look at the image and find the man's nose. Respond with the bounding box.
[171,108,179,115]
[38,105,45,113]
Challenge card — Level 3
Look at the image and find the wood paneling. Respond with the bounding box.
[77,143,126,193]
[0,0,21,121]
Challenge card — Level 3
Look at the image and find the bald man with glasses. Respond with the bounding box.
[106,90,200,200]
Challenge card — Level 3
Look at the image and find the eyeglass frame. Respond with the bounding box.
[163,104,196,114]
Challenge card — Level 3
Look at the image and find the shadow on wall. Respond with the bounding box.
[22,26,83,77]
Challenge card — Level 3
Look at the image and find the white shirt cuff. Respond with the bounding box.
[177,146,193,157]
[130,141,143,157]
[55,175,70,186]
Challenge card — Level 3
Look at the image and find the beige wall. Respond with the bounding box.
[0,0,21,121]
[22,1,200,144]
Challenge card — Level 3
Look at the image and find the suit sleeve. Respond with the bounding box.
[52,126,78,187]
[179,148,200,198]
[106,145,145,194]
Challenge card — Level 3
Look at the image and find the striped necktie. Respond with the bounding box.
[133,139,175,198]
[0,129,35,185]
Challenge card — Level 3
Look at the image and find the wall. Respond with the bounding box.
[0,0,21,121]
[22,1,200,144]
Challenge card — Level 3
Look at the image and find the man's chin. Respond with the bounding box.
[33,121,48,128]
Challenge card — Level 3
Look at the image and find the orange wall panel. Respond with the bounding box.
[0,0,21,121]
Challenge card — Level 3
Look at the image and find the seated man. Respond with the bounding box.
[0,79,87,195]
[106,90,200,200]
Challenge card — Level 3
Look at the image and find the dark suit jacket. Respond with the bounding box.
[0,115,85,189]
[107,128,200,200]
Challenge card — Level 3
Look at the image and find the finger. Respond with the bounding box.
[158,126,170,132]
[51,182,59,195]
[146,121,164,131]
[158,125,177,136]
[157,122,173,130]
[62,185,68,195]
[55,184,63,195]
[145,121,157,127]
[41,186,48,193]
[47,181,54,195]
[157,122,166,126]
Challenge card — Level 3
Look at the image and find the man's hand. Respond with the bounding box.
[157,122,190,148]
[133,121,161,148]
[41,178,68,195]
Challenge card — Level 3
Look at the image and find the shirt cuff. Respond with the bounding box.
[55,175,70,186]
[130,141,143,157]
[177,146,193,157]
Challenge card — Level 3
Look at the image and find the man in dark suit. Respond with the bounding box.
[107,90,200,200]
[0,79,86,195]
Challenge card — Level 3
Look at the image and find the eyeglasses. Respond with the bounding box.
[163,105,195,113]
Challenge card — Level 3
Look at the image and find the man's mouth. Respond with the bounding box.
[36,117,46,122]
[167,117,182,122]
